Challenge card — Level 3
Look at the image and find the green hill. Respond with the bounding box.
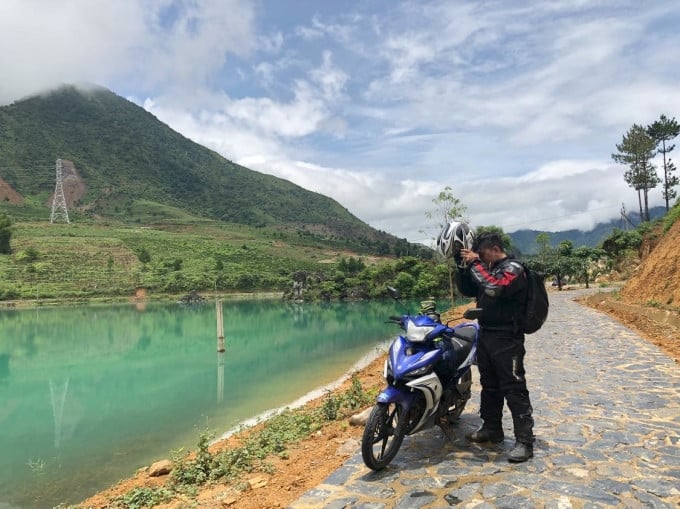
[0,84,404,254]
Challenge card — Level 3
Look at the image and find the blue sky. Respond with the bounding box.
[2,0,679,243]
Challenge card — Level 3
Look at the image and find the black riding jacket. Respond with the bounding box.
[455,256,527,332]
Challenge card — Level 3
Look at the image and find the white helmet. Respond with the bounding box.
[436,221,474,259]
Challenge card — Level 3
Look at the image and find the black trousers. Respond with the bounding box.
[476,329,534,444]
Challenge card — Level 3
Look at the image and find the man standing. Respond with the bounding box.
[455,230,535,463]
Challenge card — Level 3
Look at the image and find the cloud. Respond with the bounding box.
[0,0,255,105]
[0,0,145,103]
[2,0,678,244]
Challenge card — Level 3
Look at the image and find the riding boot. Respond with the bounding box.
[506,391,534,462]
[466,425,504,443]
[512,412,535,445]
[466,388,504,443]
[508,441,533,463]
[507,392,534,445]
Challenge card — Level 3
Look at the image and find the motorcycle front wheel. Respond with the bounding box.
[361,402,408,471]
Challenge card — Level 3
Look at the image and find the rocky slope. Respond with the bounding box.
[620,218,680,308]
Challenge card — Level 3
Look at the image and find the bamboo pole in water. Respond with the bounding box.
[216,299,225,352]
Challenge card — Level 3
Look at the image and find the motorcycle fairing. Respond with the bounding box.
[375,372,443,435]
[405,372,443,433]
[389,335,443,379]
[450,323,479,370]
[376,385,417,407]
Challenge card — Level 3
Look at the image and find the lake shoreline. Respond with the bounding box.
[216,339,390,442]
[0,290,285,310]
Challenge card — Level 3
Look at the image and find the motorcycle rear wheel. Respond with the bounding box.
[361,402,407,470]
[446,369,472,422]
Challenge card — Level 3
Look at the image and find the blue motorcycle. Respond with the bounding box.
[361,287,481,470]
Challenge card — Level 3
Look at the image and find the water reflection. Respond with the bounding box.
[0,352,9,381]
[217,352,225,403]
[49,377,70,449]
[0,298,403,509]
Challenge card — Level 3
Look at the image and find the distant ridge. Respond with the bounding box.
[509,206,667,254]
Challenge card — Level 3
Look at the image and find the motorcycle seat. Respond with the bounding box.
[450,326,476,360]
[452,326,476,342]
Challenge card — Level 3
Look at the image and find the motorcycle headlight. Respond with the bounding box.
[405,320,435,343]
[408,365,431,376]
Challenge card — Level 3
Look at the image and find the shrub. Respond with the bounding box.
[16,247,39,262]
[112,487,174,509]
[663,203,680,233]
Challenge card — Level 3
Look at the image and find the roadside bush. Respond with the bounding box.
[663,203,680,232]
[15,247,39,262]
[112,487,174,509]
[0,284,19,300]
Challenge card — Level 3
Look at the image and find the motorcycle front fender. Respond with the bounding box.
[376,385,417,411]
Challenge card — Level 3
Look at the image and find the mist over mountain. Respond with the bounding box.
[509,206,667,254]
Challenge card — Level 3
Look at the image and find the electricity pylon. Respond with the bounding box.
[50,159,70,223]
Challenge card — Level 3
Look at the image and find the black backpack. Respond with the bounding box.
[518,263,549,334]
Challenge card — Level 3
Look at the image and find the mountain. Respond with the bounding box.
[0,85,411,255]
[509,206,668,254]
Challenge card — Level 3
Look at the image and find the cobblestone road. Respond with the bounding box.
[290,289,680,508]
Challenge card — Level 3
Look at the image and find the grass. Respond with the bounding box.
[0,217,360,301]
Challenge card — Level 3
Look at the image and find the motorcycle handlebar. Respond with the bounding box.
[385,315,404,325]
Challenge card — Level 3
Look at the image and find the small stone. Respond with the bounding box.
[147,459,173,477]
[349,407,373,426]
[247,476,268,489]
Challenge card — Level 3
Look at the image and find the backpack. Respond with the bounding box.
[518,263,549,334]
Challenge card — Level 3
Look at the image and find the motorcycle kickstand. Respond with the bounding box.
[438,418,457,442]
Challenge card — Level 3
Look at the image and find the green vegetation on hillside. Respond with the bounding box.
[0,85,418,257]
[0,216,446,303]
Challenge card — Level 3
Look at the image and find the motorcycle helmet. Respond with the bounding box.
[436,221,474,259]
[419,298,436,315]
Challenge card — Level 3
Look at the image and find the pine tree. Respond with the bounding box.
[612,124,659,222]
[0,213,12,254]
[647,114,680,211]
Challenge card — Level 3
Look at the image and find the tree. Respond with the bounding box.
[647,114,680,211]
[137,247,151,264]
[424,186,468,305]
[571,246,605,289]
[0,214,13,254]
[534,232,552,266]
[612,124,660,222]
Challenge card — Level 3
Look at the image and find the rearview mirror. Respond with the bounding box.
[386,286,401,300]
[463,308,483,320]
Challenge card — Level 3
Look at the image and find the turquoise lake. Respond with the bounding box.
[0,298,408,509]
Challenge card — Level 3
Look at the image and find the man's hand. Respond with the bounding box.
[460,248,480,265]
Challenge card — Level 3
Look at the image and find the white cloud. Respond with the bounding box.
[0,0,255,105]
[0,0,146,103]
